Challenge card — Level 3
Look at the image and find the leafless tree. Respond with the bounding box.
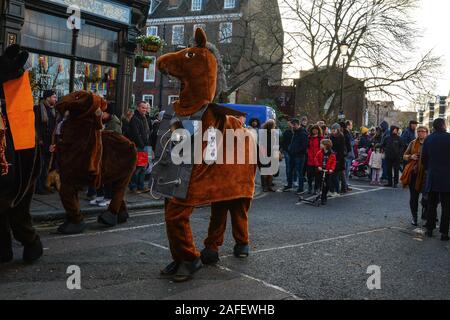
[281,0,441,118]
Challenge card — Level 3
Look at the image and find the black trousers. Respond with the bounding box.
[36,150,51,193]
[0,187,38,251]
[306,165,319,192]
[317,172,330,201]
[408,174,420,222]
[386,157,400,185]
[426,192,450,236]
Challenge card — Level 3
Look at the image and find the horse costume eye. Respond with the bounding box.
[185,52,195,58]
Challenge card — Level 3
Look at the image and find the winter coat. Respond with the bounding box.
[281,129,293,153]
[129,111,150,150]
[104,114,122,135]
[34,101,57,150]
[330,133,346,171]
[382,131,405,160]
[422,131,450,193]
[307,135,321,166]
[369,151,384,170]
[359,134,372,150]
[401,127,416,146]
[315,150,337,172]
[344,130,355,160]
[288,127,308,158]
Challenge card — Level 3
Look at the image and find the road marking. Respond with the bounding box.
[216,265,302,300]
[296,187,386,205]
[47,222,166,241]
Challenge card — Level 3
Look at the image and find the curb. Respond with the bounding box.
[31,185,263,223]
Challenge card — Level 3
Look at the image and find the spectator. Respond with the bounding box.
[342,120,355,193]
[382,126,406,188]
[283,118,308,194]
[401,120,418,146]
[34,90,58,195]
[422,118,450,241]
[315,139,336,205]
[281,120,294,189]
[330,123,346,196]
[401,126,428,227]
[260,120,277,192]
[359,127,372,150]
[128,101,151,194]
[306,125,322,194]
[121,109,133,139]
[369,144,384,186]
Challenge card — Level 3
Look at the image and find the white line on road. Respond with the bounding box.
[47,222,166,241]
[216,265,302,300]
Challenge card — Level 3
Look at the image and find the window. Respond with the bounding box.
[144,57,157,82]
[193,24,206,33]
[172,25,185,45]
[168,95,179,105]
[219,22,233,43]
[147,26,158,37]
[191,0,202,11]
[142,95,154,107]
[150,0,162,14]
[224,0,235,9]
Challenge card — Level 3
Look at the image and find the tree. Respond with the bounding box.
[281,0,441,118]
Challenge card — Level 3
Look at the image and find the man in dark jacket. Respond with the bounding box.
[34,90,58,195]
[283,118,308,194]
[382,125,406,188]
[422,118,450,241]
[281,120,294,188]
[401,120,418,146]
[128,101,150,193]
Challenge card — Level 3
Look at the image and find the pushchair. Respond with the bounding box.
[350,148,372,179]
[298,171,327,207]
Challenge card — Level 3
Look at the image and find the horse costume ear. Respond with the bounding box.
[194,28,207,48]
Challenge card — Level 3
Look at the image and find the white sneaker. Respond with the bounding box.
[97,199,111,207]
[89,197,104,206]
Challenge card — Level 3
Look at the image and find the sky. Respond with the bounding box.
[279,0,450,108]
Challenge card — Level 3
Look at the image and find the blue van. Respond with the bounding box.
[220,104,276,127]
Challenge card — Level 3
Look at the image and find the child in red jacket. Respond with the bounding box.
[315,139,337,205]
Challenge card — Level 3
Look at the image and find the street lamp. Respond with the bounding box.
[339,42,349,121]
[376,101,381,126]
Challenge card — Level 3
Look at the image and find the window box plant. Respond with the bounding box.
[137,35,164,53]
[135,55,153,68]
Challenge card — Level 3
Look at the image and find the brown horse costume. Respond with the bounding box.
[55,91,137,234]
[156,29,256,282]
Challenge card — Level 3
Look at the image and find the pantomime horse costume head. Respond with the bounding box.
[54,91,137,234]
[154,28,256,282]
[0,44,43,264]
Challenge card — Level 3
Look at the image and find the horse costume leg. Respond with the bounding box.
[57,182,87,234]
[0,214,13,263]
[98,176,131,227]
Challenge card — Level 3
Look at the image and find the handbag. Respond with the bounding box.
[137,151,149,167]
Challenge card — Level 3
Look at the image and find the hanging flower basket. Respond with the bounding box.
[135,55,153,68]
[137,35,164,53]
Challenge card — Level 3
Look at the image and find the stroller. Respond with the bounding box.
[350,148,372,179]
[298,171,327,207]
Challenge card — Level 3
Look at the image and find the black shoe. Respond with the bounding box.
[97,211,118,227]
[160,261,180,276]
[441,235,450,241]
[393,184,398,189]
[233,244,250,259]
[57,220,87,235]
[321,199,327,206]
[282,186,293,192]
[172,259,202,283]
[411,219,418,227]
[23,236,43,264]
[0,233,13,263]
[118,210,129,224]
[200,248,220,265]
[425,230,433,238]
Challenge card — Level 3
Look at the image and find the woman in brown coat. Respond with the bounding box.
[401,126,429,226]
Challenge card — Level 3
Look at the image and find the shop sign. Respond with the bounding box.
[45,0,131,24]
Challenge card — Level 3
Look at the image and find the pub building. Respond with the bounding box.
[0,0,150,117]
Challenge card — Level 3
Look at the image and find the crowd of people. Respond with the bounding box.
[257,116,449,242]
[33,94,450,242]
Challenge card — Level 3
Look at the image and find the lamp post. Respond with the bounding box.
[339,42,349,121]
[376,101,381,126]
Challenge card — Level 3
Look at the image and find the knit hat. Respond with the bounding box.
[360,127,369,135]
[331,123,341,131]
[105,102,116,115]
[43,89,56,99]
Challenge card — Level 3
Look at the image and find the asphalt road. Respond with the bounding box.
[1,178,449,300]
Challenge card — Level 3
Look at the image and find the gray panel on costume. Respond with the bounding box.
[151,104,207,199]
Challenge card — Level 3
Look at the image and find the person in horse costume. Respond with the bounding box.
[155,28,257,282]
[0,44,43,263]
[54,91,137,234]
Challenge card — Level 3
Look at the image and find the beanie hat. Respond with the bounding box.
[360,127,369,135]
[43,89,56,99]
[331,123,341,131]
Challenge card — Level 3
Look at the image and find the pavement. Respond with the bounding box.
[3,172,450,300]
